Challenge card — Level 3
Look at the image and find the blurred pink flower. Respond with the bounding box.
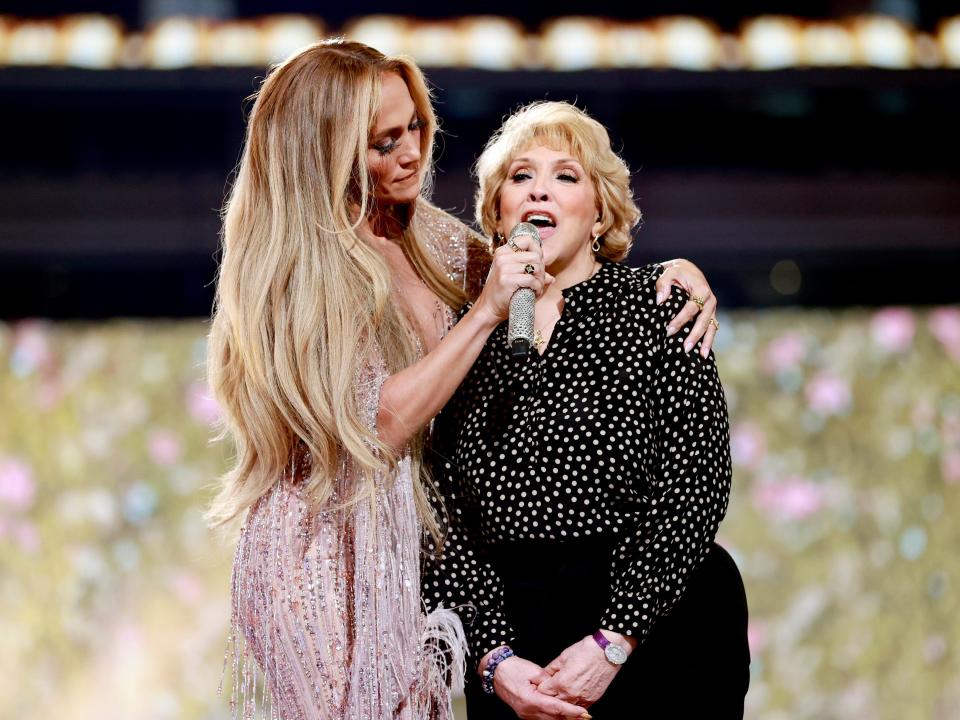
[14,520,40,554]
[752,476,826,521]
[731,422,767,471]
[170,571,204,606]
[147,430,182,466]
[0,458,36,512]
[35,380,64,410]
[929,307,960,361]
[747,620,769,656]
[805,372,852,416]
[116,622,144,656]
[186,381,221,426]
[942,451,960,485]
[870,308,915,353]
[763,332,807,374]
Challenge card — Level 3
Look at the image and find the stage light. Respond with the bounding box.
[343,15,409,58]
[800,22,857,67]
[262,16,324,66]
[938,16,960,67]
[540,17,605,71]
[604,22,659,69]
[741,16,803,70]
[62,15,124,69]
[406,21,462,68]
[851,16,916,69]
[206,21,262,67]
[144,17,205,69]
[458,16,526,71]
[656,16,722,71]
[6,20,60,66]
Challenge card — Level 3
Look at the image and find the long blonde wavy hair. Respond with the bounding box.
[205,39,464,537]
[475,101,641,261]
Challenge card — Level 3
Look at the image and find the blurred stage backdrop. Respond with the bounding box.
[1,2,959,719]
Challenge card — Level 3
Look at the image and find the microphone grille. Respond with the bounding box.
[508,221,542,245]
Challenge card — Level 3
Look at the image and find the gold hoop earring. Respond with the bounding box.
[592,236,601,253]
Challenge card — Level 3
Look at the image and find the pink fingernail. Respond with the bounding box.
[666,325,677,336]
[656,291,665,304]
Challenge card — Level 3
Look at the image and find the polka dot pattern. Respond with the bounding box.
[423,261,732,660]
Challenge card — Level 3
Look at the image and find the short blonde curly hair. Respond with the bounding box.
[474,101,641,262]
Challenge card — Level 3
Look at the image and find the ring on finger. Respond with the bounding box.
[690,294,706,309]
[524,263,535,275]
[709,316,720,330]
[507,237,521,252]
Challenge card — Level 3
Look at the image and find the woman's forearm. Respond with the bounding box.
[376,302,499,450]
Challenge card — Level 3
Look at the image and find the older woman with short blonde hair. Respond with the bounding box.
[424,101,749,719]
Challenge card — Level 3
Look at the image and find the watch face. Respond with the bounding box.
[604,644,628,665]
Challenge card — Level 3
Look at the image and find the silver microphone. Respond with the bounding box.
[506,222,542,358]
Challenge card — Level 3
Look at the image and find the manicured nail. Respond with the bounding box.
[701,346,709,358]
[684,340,693,352]
[666,324,677,336]
[656,290,666,304]
[580,714,593,720]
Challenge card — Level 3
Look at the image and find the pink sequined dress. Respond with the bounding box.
[224,201,490,720]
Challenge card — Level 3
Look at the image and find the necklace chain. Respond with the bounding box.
[533,260,600,350]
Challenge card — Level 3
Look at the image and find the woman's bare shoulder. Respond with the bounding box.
[415,199,491,299]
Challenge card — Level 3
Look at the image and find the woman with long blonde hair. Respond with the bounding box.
[207,39,720,720]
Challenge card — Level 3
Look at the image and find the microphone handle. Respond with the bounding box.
[507,287,536,357]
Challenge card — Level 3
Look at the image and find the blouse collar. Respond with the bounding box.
[561,259,617,319]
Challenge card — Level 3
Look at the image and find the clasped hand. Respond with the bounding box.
[536,635,619,708]
[493,636,619,719]
[492,655,590,720]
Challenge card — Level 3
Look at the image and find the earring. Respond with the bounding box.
[494,231,504,246]
[592,235,601,253]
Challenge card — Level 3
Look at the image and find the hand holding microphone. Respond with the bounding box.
[475,222,549,352]
[506,222,542,357]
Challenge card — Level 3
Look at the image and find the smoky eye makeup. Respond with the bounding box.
[371,116,423,156]
[373,139,397,155]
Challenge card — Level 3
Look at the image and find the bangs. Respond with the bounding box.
[501,122,590,171]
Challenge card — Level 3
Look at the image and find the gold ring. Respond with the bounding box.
[507,237,521,252]
[690,295,706,309]
[524,263,535,275]
[709,316,720,330]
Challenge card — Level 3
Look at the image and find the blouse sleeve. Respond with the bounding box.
[600,282,732,642]
[421,399,516,663]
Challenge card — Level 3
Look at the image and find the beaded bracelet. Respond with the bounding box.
[481,645,515,695]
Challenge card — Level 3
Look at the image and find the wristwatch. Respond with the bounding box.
[592,630,628,666]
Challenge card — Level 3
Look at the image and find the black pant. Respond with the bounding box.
[464,538,750,719]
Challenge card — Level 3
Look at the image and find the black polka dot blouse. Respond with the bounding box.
[422,261,732,662]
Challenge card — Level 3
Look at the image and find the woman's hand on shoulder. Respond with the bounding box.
[493,655,591,720]
[655,258,719,357]
[471,234,552,327]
